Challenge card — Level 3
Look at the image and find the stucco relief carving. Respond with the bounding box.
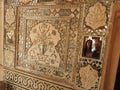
[4,69,73,90]
[19,0,32,4]
[3,0,114,89]
[5,6,15,25]
[17,5,77,80]
[17,18,70,78]
[4,49,14,67]
[85,2,107,30]
[79,65,98,89]
[6,31,14,44]
[27,23,61,67]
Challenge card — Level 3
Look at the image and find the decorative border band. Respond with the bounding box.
[4,69,74,90]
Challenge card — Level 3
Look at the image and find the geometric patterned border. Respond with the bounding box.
[6,83,27,90]
[3,69,74,90]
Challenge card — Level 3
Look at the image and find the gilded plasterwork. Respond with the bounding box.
[4,49,14,67]
[6,31,14,45]
[4,4,16,46]
[28,23,61,67]
[17,17,70,76]
[79,65,98,89]
[19,0,33,4]
[3,0,113,90]
[85,2,107,30]
[75,58,102,89]
[4,69,74,90]
[5,6,15,25]
[16,5,80,84]
[4,4,16,69]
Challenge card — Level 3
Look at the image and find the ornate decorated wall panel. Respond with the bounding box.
[3,0,113,90]
[4,69,74,90]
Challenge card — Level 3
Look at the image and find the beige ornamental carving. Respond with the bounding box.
[5,7,15,25]
[28,23,61,67]
[79,65,98,89]
[85,2,107,30]
[4,50,14,67]
[19,0,32,4]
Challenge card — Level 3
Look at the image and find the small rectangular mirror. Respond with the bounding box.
[82,36,102,59]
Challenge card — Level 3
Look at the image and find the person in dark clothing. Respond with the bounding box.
[92,38,101,59]
[83,39,93,58]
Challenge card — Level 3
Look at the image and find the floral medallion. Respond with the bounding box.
[85,2,107,30]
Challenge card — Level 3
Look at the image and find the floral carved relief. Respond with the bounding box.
[3,0,114,90]
[4,69,73,90]
[79,65,98,89]
[85,2,107,30]
[19,0,33,4]
[6,31,14,44]
[28,23,61,67]
[4,49,14,67]
[5,6,15,25]
[16,5,76,81]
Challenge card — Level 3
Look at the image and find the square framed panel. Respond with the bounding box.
[15,5,80,84]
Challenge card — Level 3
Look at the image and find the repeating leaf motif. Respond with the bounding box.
[85,2,107,30]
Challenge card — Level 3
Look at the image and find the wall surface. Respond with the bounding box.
[102,2,120,90]
[2,0,113,90]
[0,0,4,81]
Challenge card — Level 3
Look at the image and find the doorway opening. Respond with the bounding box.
[114,57,120,90]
